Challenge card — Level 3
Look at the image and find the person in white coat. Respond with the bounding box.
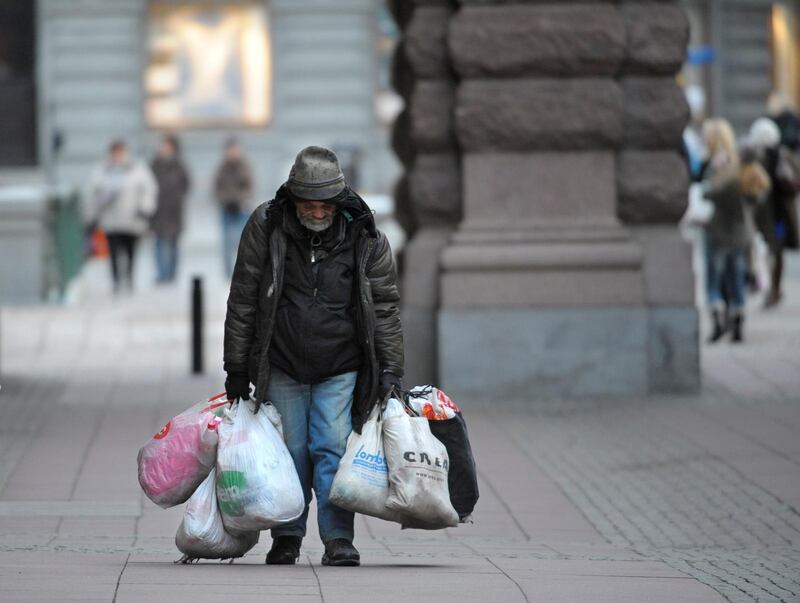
[85,139,157,292]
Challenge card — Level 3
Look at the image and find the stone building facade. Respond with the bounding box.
[24,0,399,200]
[392,1,699,399]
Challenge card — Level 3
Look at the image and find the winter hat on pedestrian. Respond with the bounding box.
[286,146,347,202]
[749,117,780,150]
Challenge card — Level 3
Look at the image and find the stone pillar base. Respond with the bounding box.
[439,305,699,402]
[400,226,454,385]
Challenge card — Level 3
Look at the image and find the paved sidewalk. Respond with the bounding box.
[0,254,799,602]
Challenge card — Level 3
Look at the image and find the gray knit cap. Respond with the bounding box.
[286,146,346,201]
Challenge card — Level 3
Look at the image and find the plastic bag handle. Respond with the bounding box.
[378,385,419,418]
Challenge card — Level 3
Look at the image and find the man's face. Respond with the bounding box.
[295,200,336,232]
[159,140,175,159]
[226,144,241,161]
[110,147,128,165]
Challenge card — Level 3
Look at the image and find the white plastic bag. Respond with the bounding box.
[175,469,259,562]
[383,410,459,529]
[216,399,304,533]
[137,393,230,508]
[751,233,772,293]
[407,386,460,420]
[681,182,714,227]
[329,404,405,523]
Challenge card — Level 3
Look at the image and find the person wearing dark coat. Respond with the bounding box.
[704,160,769,342]
[761,128,800,307]
[150,135,190,283]
[223,146,404,568]
[214,137,253,277]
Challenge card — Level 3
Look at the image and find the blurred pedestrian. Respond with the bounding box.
[767,91,800,150]
[85,139,157,293]
[150,134,190,284]
[757,99,800,308]
[702,119,771,343]
[683,85,707,181]
[214,137,253,277]
[699,119,736,335]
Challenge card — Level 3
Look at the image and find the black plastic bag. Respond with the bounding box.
[428,411,479,520]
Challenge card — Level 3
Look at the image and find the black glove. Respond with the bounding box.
[378,371,402,400]
[225,373,251,402]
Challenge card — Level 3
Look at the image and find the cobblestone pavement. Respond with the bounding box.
[0,251,798,601]
[497,401,800,602]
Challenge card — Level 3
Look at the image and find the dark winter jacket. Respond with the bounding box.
[150,156,190,240]
[773,110,800,150]
[223,186,404,432]
[704,169,758,249]
[214,158,253,211]
[268,208,363,384]
[756,147,800,251]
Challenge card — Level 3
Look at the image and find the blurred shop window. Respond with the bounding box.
[0,1,36,166]
[146,2,271,129]
[771,4,800,107]
[374,5,402,126]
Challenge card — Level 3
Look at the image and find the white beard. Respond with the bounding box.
[297,210,333,232]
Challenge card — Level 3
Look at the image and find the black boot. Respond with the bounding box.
[265,536,302,565]
[731,314,744,343]
[707,308,727,343]
[321,539,360,567]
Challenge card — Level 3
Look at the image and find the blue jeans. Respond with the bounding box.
[707,244,747,312]
[267,367,356,543]
[155,237,179,283]
[221,207,248,278]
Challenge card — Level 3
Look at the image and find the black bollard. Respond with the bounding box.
[191,276,204,374]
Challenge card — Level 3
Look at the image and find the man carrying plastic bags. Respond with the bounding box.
[223,147,404,566]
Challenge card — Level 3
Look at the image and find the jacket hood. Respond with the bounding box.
[272,184,377,236]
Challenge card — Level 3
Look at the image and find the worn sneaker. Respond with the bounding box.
[321,539,360,566]
[265,536,302,565]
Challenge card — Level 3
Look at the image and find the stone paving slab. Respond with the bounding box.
[0,551,127,602]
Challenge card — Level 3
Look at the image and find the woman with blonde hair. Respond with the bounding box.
[702,118,739,173]
[702,118,771,342]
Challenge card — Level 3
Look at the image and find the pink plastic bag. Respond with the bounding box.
[137,393,230,508]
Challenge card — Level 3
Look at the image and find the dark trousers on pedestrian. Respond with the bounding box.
[107,232,138,292]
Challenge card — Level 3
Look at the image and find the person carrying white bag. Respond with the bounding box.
[222,147,405,567]
[215,399,305,534]
[175,469,259,563]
